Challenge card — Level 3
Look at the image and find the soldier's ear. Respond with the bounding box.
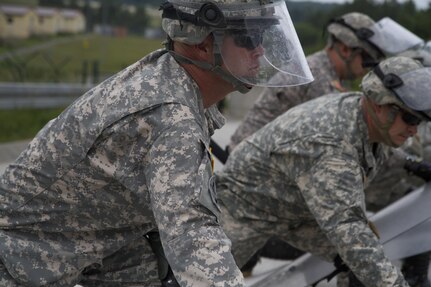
[195,34,214,58]
[337,42,353,58]
[363,96,381,116]
[375,103,387,114]
[370,101,384,115]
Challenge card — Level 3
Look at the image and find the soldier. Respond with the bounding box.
[228,13,424,278]
[0,0,312,286]
[216,56,431,286]
[229,12,386,274]
[360,44,431,287]
[228,14,423,151]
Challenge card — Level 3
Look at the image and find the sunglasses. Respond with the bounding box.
[227,29,263,50]
[390,105,422,126]
[357,49,376,68]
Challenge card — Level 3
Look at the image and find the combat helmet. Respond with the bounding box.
[399,47,431,67]
[327,12,384,64]
[327,14,423,66]
[361,56,431,122]
[160,0,313,93]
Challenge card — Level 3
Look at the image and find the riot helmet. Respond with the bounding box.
[399,44,431,67]
[160,0,313,93]
[327,12,384,65]
[361,56,431,122]
[367,17,423,56]
[327,14,423,66]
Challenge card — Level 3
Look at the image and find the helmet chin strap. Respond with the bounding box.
[366,102,399,147]
[334,44,360,81]
[165,33,252,94]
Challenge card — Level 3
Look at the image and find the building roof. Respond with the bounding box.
[0,5,31,16]
[61,9,83,19]
[35,7,58,17]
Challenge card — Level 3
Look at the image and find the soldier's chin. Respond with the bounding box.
[239,77,255,89]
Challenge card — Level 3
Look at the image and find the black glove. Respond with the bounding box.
[348,272,365,287]
[404,158,431,182]
[402,252,431,287]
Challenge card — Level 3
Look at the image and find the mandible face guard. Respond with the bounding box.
[368,17,424,56]
[213,0,313,87]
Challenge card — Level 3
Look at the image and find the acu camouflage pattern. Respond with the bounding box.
[162,0,281,45]
[361,56,424,118]
[327,12,383,62]
[0,49,244,286]
[364,138,425,212]
[217,93,409,286]
[229,50,342,150]
[326,12,384,61]
[419,122,431,162]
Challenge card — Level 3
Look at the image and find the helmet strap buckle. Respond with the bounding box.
[196,2,226,28]
[374,65,404,89]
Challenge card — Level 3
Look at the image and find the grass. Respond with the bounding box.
[0,36,55,54]
[0,34,165,82]
[0,107,64,143]
[0,34,165,142]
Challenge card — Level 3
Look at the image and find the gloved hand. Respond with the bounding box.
[404,158,431,182]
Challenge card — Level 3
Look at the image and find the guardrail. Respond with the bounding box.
[0,82,261,120]
[0,82,94,109]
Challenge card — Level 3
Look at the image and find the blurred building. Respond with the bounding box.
[34,7,60,36]
[0,4,85,40]
[59,9,85,34]
[0,5,36,39]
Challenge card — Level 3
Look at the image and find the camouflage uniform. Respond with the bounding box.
[229,50,344,150]
[364,139,424,212]
[0,50,244,286]
[419,122,431,161]
[217,93,409,286]
[362,54,430,212]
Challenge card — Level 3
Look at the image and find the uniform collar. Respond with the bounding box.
[167,52,225,136]
[356,97,382,180]
[205,105,225,136]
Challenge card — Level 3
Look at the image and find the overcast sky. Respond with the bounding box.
[290,0,429,9]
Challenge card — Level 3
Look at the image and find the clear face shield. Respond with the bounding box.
[213,1,313,87]
[425,41,431,53]
[368,18,424,56]
[392,67,431,119]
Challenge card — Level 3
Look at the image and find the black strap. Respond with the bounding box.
[146,232,170,280]
[146,232,180,286]
[160,2,200,25]
[210,139,229,164]
[160,1,227,28]
[328,17,384,59]
[311,255,350,286]
[373,65,404,89]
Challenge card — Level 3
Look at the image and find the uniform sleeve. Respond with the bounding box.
[229,84,307,150]
[296,152,409,287]
[145,110,244,286]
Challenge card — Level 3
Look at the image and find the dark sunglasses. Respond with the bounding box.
[390,105,422,126]
[227,29,263,50]
[357,49,376,68]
